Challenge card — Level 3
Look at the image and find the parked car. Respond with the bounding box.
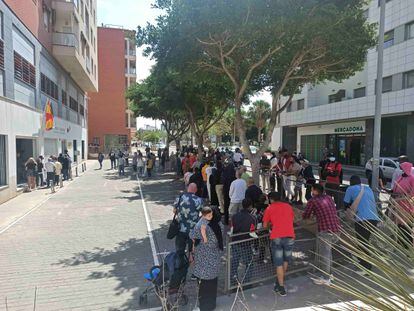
[365,157,399,180]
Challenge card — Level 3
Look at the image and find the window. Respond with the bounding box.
[40,73,58,100]
[297,99,305,110]
[14,52,36,87]
[92,137,100,145]
[378,0,392,6]
[118,135,128,144]
[43,5,52,32]
[406,22,414,40]
[328,89,346,103]
[0,135,6,186]
[403,70,414,89]
[383,30,394,48]
[62,90,67,106]
[383,159,397,168]
[353,87,366,98]
[286,102,292,112]
[382,76,393,93]
[79,104,84,116]
[69,96,78,111]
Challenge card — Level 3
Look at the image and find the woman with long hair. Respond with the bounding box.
[25,157,37,191]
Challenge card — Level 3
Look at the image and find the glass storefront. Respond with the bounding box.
[301,134,365,166]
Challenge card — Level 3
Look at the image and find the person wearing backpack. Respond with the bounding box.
[344,175,380,275]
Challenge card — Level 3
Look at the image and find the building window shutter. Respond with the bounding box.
[14,52,36,87]
[0,40,4,69]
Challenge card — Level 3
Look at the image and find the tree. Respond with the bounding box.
[143,130,163,145]
[126,70,190,150]
[138,0,376,183]
[248,100,271,144]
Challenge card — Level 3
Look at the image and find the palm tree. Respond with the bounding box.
[248,100,271,144]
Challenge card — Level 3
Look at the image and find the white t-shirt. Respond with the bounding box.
[229,178,247,203]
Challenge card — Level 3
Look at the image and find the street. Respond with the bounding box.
[0,160,179,310]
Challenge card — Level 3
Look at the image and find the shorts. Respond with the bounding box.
[26,169,35,177]
[271,237,294,266]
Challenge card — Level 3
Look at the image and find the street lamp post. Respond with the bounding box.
[372,0,386,190]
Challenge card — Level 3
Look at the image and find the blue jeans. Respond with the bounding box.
[230,243,253,286]
[271,238,294,267]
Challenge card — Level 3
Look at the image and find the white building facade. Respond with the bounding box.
[271,0,414,167]
[0,0,98,204]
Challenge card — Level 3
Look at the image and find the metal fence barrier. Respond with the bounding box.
[224,229,315,292]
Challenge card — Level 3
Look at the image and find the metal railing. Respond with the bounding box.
[225,229,315,292]
[52,32,79,52]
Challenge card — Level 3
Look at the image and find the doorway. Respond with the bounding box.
[16,138,35,185]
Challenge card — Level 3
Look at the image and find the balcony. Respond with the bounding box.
[52,32,98,92]
[125,67,136,76]
[52,0,80,20]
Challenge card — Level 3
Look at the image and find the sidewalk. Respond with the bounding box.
[0,160,91,234]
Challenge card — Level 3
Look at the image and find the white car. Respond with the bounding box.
[365,157,399,180]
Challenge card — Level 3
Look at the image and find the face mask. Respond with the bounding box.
[329,157,336,162]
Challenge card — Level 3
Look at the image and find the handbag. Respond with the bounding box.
[167,195,182,239]
[167,213,180,239]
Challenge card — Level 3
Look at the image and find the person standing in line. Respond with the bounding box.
[174,183,203,256]
[303,184,340,285]
[302,160,316,201]
[64,150,72,180]
[118,155,125,176]
[98,152,105,170]
[263,192,295,297]
[229,171,247,216]
[323,154,342,206]
[239,166,250,184]
[260,154,271,193]
[44,157,56,190]
[222,158,236,225]
[245,177,263,208]
[137,151,145,178]
[190,206,223,311]
[319,154,329,183]
[214,161,225,214]
[36,156,45,188]
[392,162,414,248]
[344,175,380,275]
[189,167,204,197]
[269,152,278,192]
[233,148,243,168]
[109,150,116,170]
[230,198,257,287]
[391,155,414,189]
[146,153,154,177]
[25,157,37,191]
[132,152,138,177]
[54,156,63,187]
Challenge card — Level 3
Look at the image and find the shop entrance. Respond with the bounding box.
[337,135,365,166]
[16,138,35,185]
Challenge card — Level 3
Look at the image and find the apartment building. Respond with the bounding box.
[88,26,137,155]
[271,0,414,167]
[0,0,98,203]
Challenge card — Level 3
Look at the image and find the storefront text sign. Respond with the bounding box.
[334,125,364,133]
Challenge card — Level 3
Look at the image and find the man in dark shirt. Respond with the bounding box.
[260,155,271,192]
[230,198,257,286]
[245,177,263,208]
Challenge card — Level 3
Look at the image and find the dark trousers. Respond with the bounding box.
[325,183,340,208]
[46,172,55,188]
[36,172,44,187]
[223,183,231,225]
[62,168,69,181]
[230,243,253,286]
[110,159,116,169]
[270,173,276,192]
[276,176,284,199]
[354,220,378,270]
[98,160,103,169]
[147,168,152,177]
[175,232,193,256]
[198,277,218,311]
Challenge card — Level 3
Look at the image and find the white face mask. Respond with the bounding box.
[329,157,336,162]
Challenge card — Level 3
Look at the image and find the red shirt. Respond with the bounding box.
[325,162,342,184]
[263,202,295,239]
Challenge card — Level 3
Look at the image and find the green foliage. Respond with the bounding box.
[141,130,163,144]
[248,100,271,143]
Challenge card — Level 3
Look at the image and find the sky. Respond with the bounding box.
[97,0,271,129]
[97,0,161,82]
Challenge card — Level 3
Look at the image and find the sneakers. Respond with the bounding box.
[278,286,287,296]
[273,282,287,296]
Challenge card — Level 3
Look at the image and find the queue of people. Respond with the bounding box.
[24,150,73,192]
[169,145,413,310]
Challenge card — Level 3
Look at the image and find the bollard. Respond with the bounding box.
[59,174,63,187]
[75,166,78,177]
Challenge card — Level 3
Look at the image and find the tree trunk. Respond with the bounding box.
[175,139,181,152]
[197,135,204,160]
[250,155,261,187]
[257,127,262,144]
